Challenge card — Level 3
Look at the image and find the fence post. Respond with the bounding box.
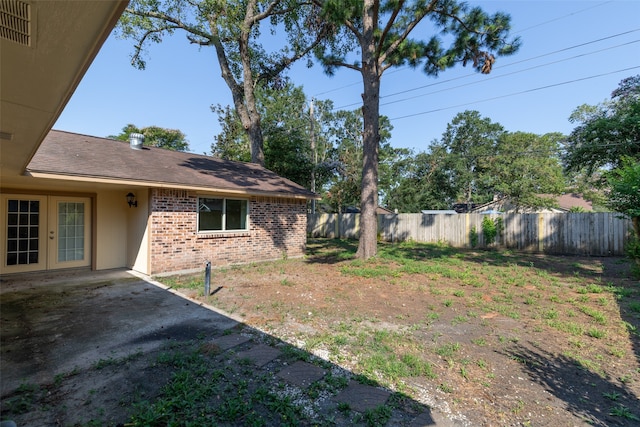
[465,214,470,248]
[538,214,545,253]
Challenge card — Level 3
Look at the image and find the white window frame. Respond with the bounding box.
[197,197,249,233]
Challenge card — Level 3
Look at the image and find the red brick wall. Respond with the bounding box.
[149,189,307,274]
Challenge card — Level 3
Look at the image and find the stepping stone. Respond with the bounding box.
[333,381,391,412]
[409,411,436,427]
[277,361,326,388]
[213,333,252,351]
[410,410,461,427]
[235,344,282,367]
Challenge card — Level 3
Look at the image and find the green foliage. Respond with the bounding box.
[606,157,640,238]
[470,226,479,248]
[119,0,333,164]
[482,216,497,244]
[609,405,640,421]
[388,112,565,213]
[212,83,318,187]
[322,111,397,212]
[109,124,189,151]
[210,105,250,162]
[563,76,640,256]
[386,148,458,212]
[316,0,519,258]
[563,75,640,175]
[491,132,566,210]
[626,237,640,264]
[2,383,40,414]
[211,82,400,201]
[317,1,520,77]
[437,110,506,207]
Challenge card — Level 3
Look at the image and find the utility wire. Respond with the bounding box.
[380,29,640,102]
[389,66,640,121]
[334,29,640,109]
[379,39,640,108]
[312,1,617,99]
[514,1,613,34]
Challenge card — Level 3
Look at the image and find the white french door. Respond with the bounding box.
[48,196,91,269]
[1,195,91,273]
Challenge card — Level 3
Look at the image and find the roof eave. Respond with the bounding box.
[25,170,319,200]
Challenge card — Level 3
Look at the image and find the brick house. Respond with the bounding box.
[1,1,315,277]
[2,130,315,276]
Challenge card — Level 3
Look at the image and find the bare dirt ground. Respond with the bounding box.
[179,239,640,426]
[1,239,639,426]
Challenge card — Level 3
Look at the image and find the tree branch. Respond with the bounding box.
[378,0,437,69]
[126,7,213,42]
[376,0,404,58]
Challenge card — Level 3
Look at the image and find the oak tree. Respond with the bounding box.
[563,75,640,175]
[118,0,331,165]
[110,124,190,151]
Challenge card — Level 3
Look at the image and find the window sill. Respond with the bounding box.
[197,230,251,239]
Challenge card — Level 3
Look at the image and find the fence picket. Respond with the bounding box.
[308,213,634,256]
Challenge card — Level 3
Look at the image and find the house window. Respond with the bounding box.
[198,197,248,232]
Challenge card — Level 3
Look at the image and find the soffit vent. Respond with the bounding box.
[0,0,31,46]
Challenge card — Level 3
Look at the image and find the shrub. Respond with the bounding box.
[482,216,497,245]
[470,226,478,248]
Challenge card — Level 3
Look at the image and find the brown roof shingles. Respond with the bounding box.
[27,130,317,199]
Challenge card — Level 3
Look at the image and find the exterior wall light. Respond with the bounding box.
[126,192,138,208]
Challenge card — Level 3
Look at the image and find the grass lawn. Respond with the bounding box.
[152,238,640,426]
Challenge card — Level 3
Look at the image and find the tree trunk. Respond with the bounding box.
[240,3,265,166]
[209,7,265,166]
[356,0,380,260]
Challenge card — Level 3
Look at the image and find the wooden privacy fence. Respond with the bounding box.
[307,213,634,256]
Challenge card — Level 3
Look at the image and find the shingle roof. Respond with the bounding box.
[553,193,593,211]
[27,130,317,199]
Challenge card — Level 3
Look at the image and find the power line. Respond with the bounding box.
[379,39,639,108]
[389,66,640,121]
[312,1,619,99]
[333,29,640,109]
[514,1,613,34]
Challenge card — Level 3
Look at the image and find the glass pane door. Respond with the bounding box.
[2,195,47,273]
[57,202,85,262]
[48,197,91,269]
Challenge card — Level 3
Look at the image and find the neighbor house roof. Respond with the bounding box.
[469,193,593,213]
[26,130,317,199]
[546,193,593,212]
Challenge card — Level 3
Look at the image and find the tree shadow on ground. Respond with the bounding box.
[305,238,640,384]
[0,273,437,426]
[501,344,640,426]
[304,238,359,264]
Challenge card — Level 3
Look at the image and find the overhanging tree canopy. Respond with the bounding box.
[118,0,332,165]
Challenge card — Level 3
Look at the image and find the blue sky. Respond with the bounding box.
[55,1,640,156]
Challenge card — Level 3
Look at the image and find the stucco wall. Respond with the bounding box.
[148,189,307,275]
[126,188,150,274]
[95,190,128,270]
